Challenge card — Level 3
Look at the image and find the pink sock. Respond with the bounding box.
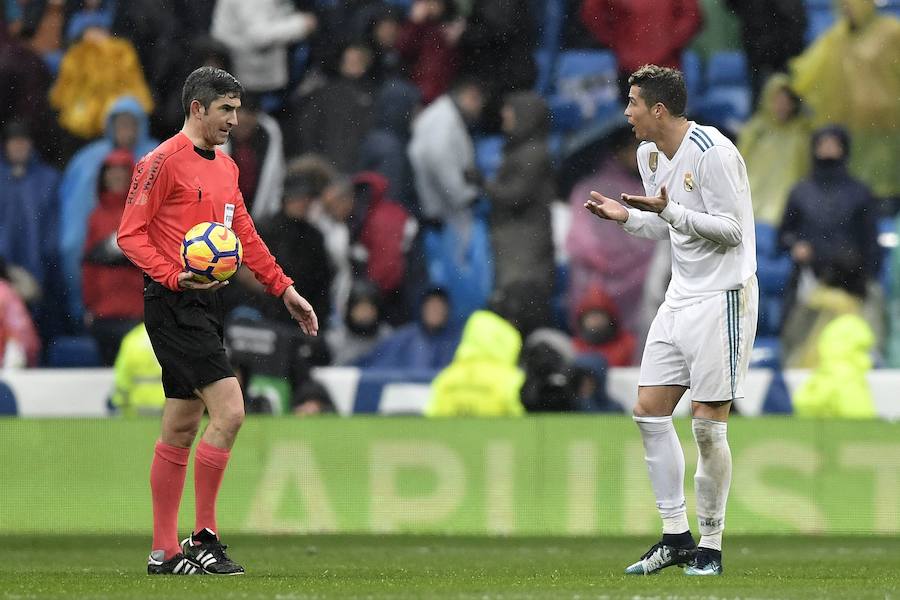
[194,439,231,535]
[150,441,190,559]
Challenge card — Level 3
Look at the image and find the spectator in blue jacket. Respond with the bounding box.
[0,121,60,296]
[356,287,461,370]
[57,96,158,326]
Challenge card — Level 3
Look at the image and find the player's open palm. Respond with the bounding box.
[622,186,668,214]
[585,191,629,223]
[283,286,319,336]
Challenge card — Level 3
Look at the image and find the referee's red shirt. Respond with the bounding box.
[118,132,293,295]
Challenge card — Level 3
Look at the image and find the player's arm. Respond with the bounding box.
[117,153,184,291]
[635,146,745,247]
[230,193,319,335]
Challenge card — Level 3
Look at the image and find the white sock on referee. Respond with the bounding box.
[634,415,690,534]
[693,418,731,551]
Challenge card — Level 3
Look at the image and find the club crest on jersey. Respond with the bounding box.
[683,172,695,192]
[648,151,659,173]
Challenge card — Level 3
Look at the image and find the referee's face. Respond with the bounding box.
[202,94,242,147]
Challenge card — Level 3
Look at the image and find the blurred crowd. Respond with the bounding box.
[0,0,898,418]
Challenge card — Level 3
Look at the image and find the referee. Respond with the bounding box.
[118,67,319,576]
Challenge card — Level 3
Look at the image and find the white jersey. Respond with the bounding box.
[623,122,756,310]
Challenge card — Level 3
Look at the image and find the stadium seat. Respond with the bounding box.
[706,51,749,88]
[474,135,505,182]
[681,50,703,110]
[696,51,752,125]
[877,216,896,294]
[0,381,17,415]
[548,50,619,133]
[534,49,554,96]
[751,336,782,369]
[353,369,437,413]
[755,223,792,336]
[46,335,102,368]
[805,6,835,43]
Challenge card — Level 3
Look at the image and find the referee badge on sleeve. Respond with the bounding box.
[683,172,695,192]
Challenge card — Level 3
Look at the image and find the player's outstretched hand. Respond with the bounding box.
[622,185,668,213]
[585,191,629,223]
[283,286,319,336]
[177,272,229,291]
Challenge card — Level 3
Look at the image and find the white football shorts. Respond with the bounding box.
[639,276,758,402]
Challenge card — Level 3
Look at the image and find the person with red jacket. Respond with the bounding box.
[580,0,702,98]
[395,0,464,104]
[82,149,143,365]
[117,67,318,577]
[352,171,415,324]
[572,283,637,367]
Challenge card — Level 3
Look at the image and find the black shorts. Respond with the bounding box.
[143,275,234,399]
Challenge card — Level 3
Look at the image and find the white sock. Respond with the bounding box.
[634,415,689,534]
[693,418,731,552]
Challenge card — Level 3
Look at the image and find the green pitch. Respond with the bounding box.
[1,535,897,599]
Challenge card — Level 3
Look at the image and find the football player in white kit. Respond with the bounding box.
[585,64,758,576]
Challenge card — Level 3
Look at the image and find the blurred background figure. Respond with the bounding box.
[486,91,555,331]
[789,0,900,202]
[725,0,807,105]
[326,279,392,366]
[579,0,703,98]
[291,380,336,416]
[109,322,164,417]
[396,0,464,104]
[292,40,376,173]
[211,0,317,95]
[0,121,59,309]
[426,308,524,417]
[778,126,881,367]
[738,74,811,227]
[0,14,61,164]
[571,284,637,367]
[0,257,41,368]
[571,353,624,413]
[236,167,334,332]
[226,92,286,220]
[519,328,577,413]
[81,149,143,365]
[58,96,157,328]
[792,314,875,418]
[566,125,655,335]
[408,76,483,231]
[457,0,537,132]
[309,173,353,325]
[350,172,416,325]
[357,287,461,371]
[357,77,422,215]
[49,16,153,141]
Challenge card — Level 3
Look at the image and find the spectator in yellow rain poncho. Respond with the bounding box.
[793,314,876,418]
[110,323,165,417]
[49,18,153,140]
[790,0,900,200]
[426,310,525,417]
[738,73,812,227]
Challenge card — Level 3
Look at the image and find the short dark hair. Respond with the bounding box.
[628,65,687,118]
[181,67,244,118]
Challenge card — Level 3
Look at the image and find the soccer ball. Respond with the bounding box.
[181,222,243,283]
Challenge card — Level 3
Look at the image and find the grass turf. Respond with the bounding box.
[0,534,897,599]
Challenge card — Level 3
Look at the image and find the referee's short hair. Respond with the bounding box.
[628,65,687,118]
[182,67,244,118]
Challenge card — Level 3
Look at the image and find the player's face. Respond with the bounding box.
[624,85,657,141]
[200,94,241,147]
